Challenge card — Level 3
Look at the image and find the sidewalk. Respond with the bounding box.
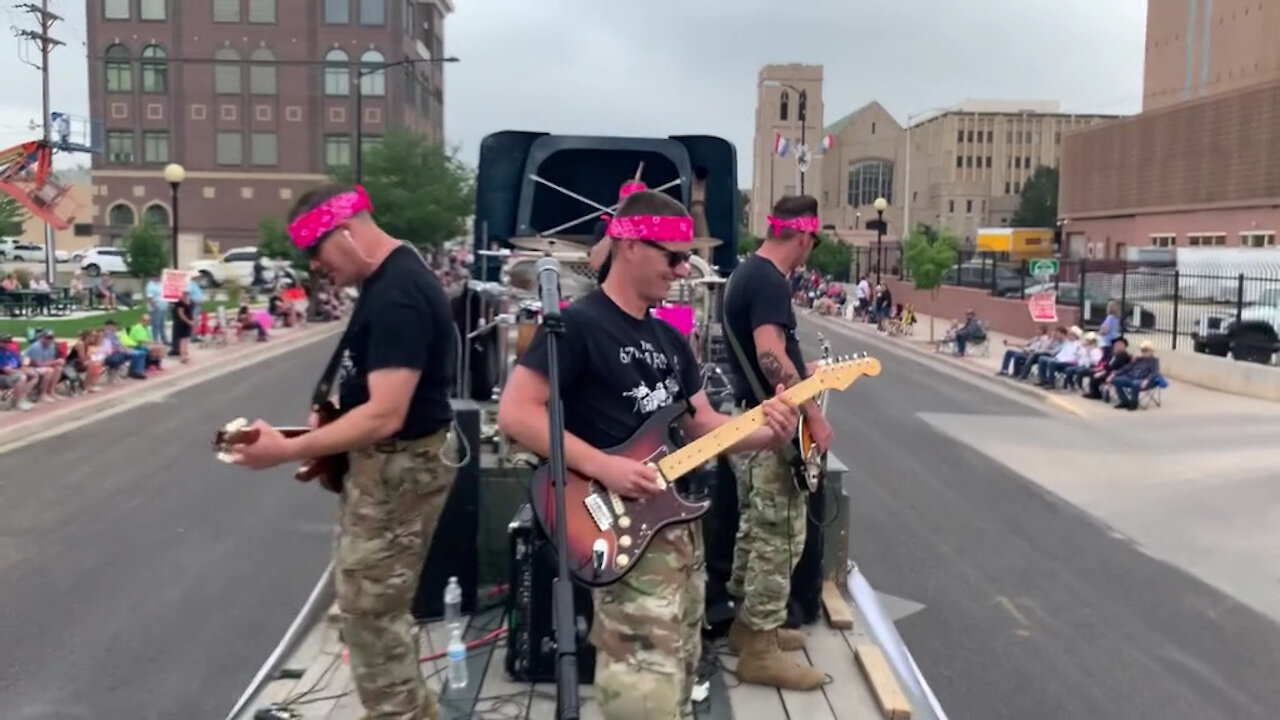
[806,308,1280,420]
[0,320,343,447]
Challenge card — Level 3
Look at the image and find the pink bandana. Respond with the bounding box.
[767,215,819,234]
[607,215,693,243]
[287,185,373,250]
[618,181,647,200]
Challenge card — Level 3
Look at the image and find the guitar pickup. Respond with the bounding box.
[584,494,614,531]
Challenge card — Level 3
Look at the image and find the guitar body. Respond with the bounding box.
[529,402,711,588]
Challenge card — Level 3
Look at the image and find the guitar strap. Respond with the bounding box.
[310,296,361,408]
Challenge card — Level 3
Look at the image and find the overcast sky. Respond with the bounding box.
[0,0,1146,186]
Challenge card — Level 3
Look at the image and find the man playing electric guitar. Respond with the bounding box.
[227,184,458,720]
[720,195,832,691]
[497,187,799,720]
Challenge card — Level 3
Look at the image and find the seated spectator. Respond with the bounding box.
[939,309,986,356]
[1109,340,1160,411]
[1061,332,1104,390]
[0,333,38,410]
[998,325,1053,377]
[125,314,167,369]
[65,328,103,393]
[101,319,147,379]
[1085,337,1131,399]
[1035,325,1083,387]
[95,276,118,310]
[23,330,64,402]
[268,291,298,327]
[237,305,269,342]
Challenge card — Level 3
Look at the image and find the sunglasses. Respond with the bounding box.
[638,240,691,268]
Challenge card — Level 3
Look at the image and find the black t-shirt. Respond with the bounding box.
[339,245,456,439]
[517,289,701,450]
[722,255,807,408]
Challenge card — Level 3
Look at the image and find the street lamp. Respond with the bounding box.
[873,196,888,285]
[354,56,460,183]
[163,162,186,269]
[760,80,809,194]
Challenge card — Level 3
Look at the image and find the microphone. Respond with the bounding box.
[535,255,563,320]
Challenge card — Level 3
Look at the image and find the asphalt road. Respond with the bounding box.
[0,341,340,720]
[802,318,1280,720]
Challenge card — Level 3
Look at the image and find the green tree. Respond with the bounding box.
[807,233,853,281]
[901,229,960,341]
[331,130,474,250]
[1011,165,1059,227]
[257,216,306,269]
[124,221,170,279]
[0,194,27,236]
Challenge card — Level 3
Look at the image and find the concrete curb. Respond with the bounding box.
[801,311,1090,419]
[0,322,345,454]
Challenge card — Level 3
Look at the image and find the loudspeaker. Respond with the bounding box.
[504,504,596,683]
[412,399,482,621]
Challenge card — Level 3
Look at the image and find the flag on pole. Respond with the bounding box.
[821,134,834,152]
[773,133,789,157]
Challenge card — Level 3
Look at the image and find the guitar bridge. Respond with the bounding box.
[584,493,614,531]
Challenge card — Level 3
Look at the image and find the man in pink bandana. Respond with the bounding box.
[497,189,800,719]
[720,195,830,691]
[230,184,458,720]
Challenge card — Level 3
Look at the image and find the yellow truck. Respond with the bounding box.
[976,227,1055,258]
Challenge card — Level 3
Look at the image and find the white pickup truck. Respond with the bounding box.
[188,246,287,289]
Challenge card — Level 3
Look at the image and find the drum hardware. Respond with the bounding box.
[530,173,683,238]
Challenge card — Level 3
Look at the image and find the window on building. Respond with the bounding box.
[107,203,134,226]
[214,48,241,94]
[985,156,992,168]
[106,131,134,163]
[213,0,239,22]
[966,199,973,213]
[139,0,165,20]
[142,131,169,163]
[250,132,278,165]
[1150,234,1175,248]
[779,91,788,121]
[1004,181,1011,194]
[403,0,415,34]
[871,122,876,134]
[360,50,386,96]
[956,130,963,142]
[1013,182,1021,193]
[361,135,384,154]
[1023,156,1031,169]
[248,0,276,23]
[216,131,243,165]
[948,200,955,213]
[249,48,277,94]
[143,204,169,227]
[1241,232,1275,248]
[846,159,893,207]
[955,156,962,168]
[966,130,974,142]
[359,0,385,25]
[140,45,166,93]
[1187,234,1227,246]
[987,130,993,143]
[965,156,973,168]
[324,0,349,24]
[104,0,129,20]
[104,44,131,92]
[324,49,350,96]
[1055,131,1062,144]
[325,135,352,168]
[1014,157,1021,169]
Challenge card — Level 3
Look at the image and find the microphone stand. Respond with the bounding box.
[536,256,581,720]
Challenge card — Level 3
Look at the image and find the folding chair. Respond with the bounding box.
[1139,375,1168,409]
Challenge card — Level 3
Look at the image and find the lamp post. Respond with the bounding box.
[873,196,887,285]
[760,80,809,195]
[353,56,459,184]
[163,163,185,269]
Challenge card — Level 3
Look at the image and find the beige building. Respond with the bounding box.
[749,64,825,237]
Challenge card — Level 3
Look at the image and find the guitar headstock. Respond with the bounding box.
[212,417,256,463]
[810,352,881,390]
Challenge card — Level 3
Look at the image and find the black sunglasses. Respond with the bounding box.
[638,240,691,268]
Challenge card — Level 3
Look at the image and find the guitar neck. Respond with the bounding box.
[657,376,828,480]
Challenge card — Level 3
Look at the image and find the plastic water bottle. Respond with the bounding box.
[446,627,468,689]
[444,576,462,631]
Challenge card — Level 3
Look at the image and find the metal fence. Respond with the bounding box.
[850,244,1280,355]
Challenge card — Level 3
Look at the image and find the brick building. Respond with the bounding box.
[86,0,452,260]
[1059,0,1280,257]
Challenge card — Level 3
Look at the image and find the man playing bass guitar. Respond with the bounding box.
[497,187,799,720]
[720,194,832,691]
[228,184,458,720]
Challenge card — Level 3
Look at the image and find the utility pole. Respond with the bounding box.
[16,0,64,284]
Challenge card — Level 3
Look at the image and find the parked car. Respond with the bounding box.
[1024,281,1157,330]
[1192,288,1280,364]
[79,247,130,276]
[941,262,1031,298]
[188,246,285,288]
[7,243,46,263]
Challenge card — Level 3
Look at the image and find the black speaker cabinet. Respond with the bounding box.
[412,399,481,621]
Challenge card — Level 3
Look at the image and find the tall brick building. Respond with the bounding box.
[86,0,453,259]
[1059,0,1279,258]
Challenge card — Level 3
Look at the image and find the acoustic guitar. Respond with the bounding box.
[530,355,880,587]
[212,400,349,494]
[794,333,834,492]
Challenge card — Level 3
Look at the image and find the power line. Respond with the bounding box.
[13,0,64,282]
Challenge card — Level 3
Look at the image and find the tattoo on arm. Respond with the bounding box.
[759,350,799,389]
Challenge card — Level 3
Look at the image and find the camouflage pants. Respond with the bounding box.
[590,522,705,720]
[335,428,457,720]
[728,450,806,631]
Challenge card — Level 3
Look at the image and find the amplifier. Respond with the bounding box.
[504,504,596,684]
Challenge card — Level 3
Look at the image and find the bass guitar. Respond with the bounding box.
[794,333,834,492]
[211,400,349,494]
[530,355,880,587]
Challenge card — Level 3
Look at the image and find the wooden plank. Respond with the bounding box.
[240,611,336,717]
[807,626,882,719]
[721,653,787,720]
[778,646,837,720]
[854,644,912,720]
[296,657,353,720]
[822,580,855,630]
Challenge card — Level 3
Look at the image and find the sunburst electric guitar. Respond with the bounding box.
[795,333,834,492]
[530,355,881,587]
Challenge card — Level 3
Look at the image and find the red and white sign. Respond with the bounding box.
[1028,291,1058,323]
[161,269,190,302]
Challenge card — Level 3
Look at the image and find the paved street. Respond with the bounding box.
[0,340,340,720]
[803,316,1280,720]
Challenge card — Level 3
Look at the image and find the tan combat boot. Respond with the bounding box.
[727,616,806,652]
[734,625,824,690]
